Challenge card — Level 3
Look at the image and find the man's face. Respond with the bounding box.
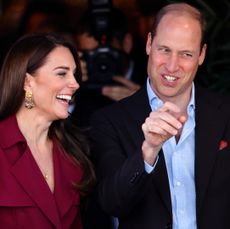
[75,33,99,81]
[76,32,122,51]
[75,32,126,82]
[146,13,206,102]
[76,32,99,50]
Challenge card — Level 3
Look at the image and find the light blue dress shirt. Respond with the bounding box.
[145,78,197,229]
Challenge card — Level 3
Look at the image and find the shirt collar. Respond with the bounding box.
[146,77,195,114]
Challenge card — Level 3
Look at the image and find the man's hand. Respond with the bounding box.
[101,76,141,101]
[141,102,186,165]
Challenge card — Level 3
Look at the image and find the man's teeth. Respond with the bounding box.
[56,95,72,101]
[164,75,176,82]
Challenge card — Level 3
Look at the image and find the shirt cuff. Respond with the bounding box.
[144,155,159,174]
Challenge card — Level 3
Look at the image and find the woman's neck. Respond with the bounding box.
[16,107,51,145]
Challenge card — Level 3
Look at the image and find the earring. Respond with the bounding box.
[25,90,34,109]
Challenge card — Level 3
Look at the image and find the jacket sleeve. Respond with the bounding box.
[89,107,153,217]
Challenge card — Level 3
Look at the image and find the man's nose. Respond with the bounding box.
[165,54,179,72]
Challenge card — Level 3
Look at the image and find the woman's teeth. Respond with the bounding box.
[56,94,72,102]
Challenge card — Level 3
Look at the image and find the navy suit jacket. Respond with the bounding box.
[89,85,230,229]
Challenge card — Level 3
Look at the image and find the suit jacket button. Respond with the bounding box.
[165,222,172,229]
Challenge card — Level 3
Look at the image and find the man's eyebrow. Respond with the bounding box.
[179,50,194,54]
[156,44,170,49]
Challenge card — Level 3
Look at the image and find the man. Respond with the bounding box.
[70,7,145,127]
[89,2,230,229]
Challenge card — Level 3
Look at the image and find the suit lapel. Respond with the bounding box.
[153,150,172,214]
[121,87,151,148]
[195,87,227,218]
[122,87,172,214]
[10,147,62,229]
[125,87,152,125]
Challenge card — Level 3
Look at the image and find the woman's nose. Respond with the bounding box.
[69,74,80,91]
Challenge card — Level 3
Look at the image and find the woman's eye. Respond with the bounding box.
[57,72,67,77]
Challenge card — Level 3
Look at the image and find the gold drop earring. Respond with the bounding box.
[25,90,35,109]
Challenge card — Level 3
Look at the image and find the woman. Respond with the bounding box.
[0,33,95,228]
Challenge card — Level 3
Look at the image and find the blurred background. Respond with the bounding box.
[0,0,230,94]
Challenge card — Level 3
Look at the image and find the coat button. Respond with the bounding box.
[165,222,172,229]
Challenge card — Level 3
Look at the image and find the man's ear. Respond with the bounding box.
[146,32,152,55]
[122,33,133,54]
[198,43,207,66]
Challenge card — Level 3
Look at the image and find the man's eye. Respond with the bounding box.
[183,52,193,58]
[158,47,169,53]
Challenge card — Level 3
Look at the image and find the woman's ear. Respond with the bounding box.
[24,73,33,90]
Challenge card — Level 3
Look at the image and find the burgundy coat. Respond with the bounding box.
[0,115,83,229]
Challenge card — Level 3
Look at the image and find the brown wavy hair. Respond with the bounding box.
[0,33,96,195]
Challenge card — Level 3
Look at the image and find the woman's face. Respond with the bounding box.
[26,46,79,121]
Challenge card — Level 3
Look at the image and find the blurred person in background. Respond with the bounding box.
[16,0,77,45]
[17,0,69,35]
[0,0,75,67]
[70,6,147,128]
[0,33,95,228]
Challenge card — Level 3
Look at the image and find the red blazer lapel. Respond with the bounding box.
[10,147,62,229]
[53,142,83,218]
[0,116,83,227]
